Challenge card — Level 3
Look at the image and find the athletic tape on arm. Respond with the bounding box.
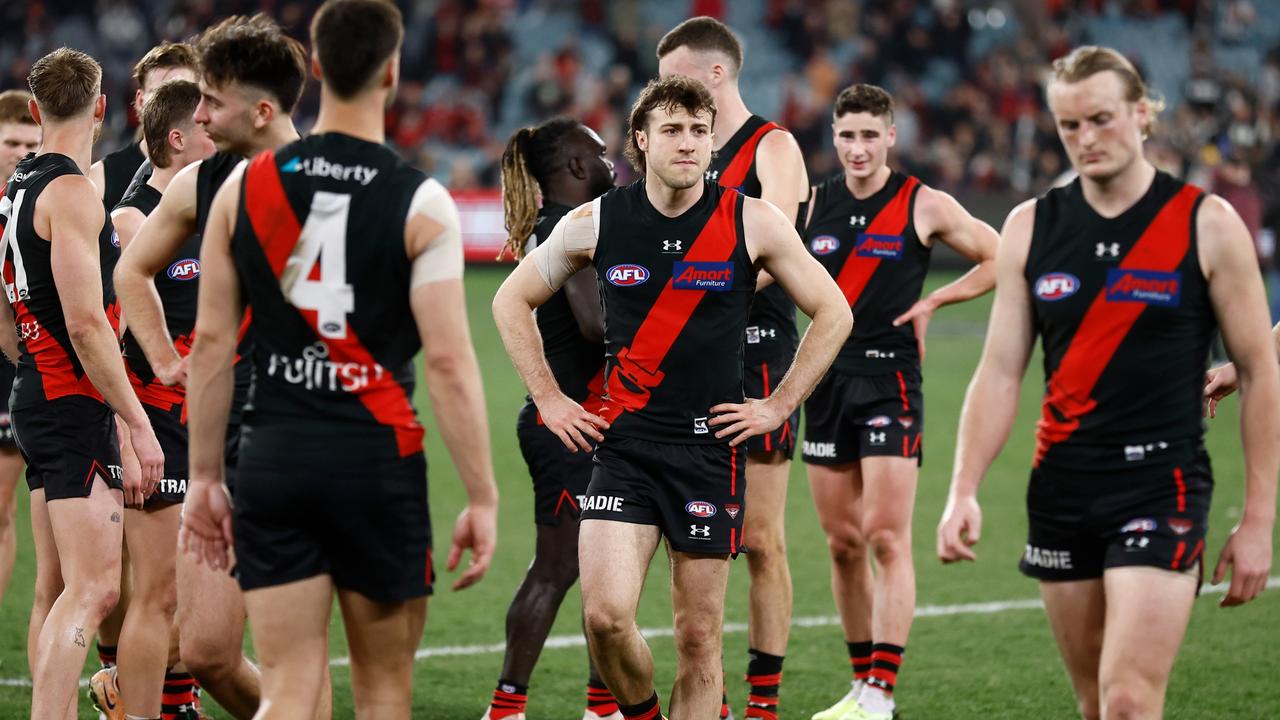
[534,197,599,291]
[408,178,463,288]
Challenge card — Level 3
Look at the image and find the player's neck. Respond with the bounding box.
[310,90,386,146]
[1078,157,1156,219]
[845,165,892,200]
[645,172,705,218]
[711,88,751,151]
[543,186,590,210]
[246,119,301,159]
[148,163,182,194]
[36,120,94,172]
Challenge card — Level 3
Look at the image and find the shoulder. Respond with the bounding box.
[757,127,802,157]
[742,193,793,228]
[1002,197,1038,236]
[1195,193,1252,276]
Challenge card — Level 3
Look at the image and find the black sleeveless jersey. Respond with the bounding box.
[1026,171,1212,471]
[0,153,121,410]
[115,180,201,411]
[101,141,146,212]
[707,114,799,359]
[196,151,254,423]
[530,202,605,404]
[805,171,928,375]
[230,132,432,461]
[593,180,756,443]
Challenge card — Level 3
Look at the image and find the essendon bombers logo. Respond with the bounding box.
[854,234,903,260]
[1105,269,1181,308]
[167,258,200,281]
[606,264,649,287]
[810,235,840,256]
[1034,272,1079,301]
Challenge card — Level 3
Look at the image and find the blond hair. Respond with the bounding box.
[1051,46,1165,136]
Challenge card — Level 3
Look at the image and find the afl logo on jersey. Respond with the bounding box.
[810,235,840,255]
[110,231,120,248]
[1034,272,1079,301]
[167,259,201,281]
[606,264,649,287]
[685,500,716,518]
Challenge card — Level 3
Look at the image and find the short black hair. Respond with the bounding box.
[311,0,404,99]
[197,14,307,113]
[657,17,744,74]
[833,84,894,122]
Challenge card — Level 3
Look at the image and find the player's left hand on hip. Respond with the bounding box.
[1213,520,1273,607]
[709,397,787,446]
[893,298,934,363]
[448,502,498,591]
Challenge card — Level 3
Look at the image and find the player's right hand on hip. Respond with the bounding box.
[448,502,498,591]
[1203,363,1239,419]
[537,392,609,453]
[937,494,982,563]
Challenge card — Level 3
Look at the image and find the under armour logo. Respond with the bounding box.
[869,432,886,445]
[705,170,720,181]
[1096,242,1120,258]
[663,240,683,252]
[850,215,867,227]
[690,524,711,537]
[1125,536,1150,549]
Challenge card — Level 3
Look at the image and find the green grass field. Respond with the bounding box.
[0,267,1276,718]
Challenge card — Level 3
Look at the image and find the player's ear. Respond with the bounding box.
[253,99,275,129]
[310,55,323,82]
[28,99,42,127]
[887,121,897,149]
[635,129,648,153]
[94,94,107,124]
[567,154,586,181]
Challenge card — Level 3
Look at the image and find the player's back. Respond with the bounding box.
[101,140,146,211]
[1026,171,1213,471]
[231,133,429,463]
[0,152,120,410]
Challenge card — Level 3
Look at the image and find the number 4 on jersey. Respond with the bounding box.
[281,191,355,339]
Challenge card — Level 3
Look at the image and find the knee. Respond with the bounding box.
[530,549,580,590]
[674,621,720,665]
[1102,682,1157,720]
[825,526,867,566]
[141,579,179,624]
[71,582,120,625]
[1077,694,1101,720]
[583,602,631,644]
[743,523,786,565]
[0,500,13,532]
[866,526,909,565]
[180,634,239,681]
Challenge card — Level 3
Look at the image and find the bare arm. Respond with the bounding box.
[710,198,852,444]
[43,174,163,504]
[406,180,498,590]
[755,130,810,225]
[563,267,604,345]
[180,164,244,570]
[1198,195,1280,606]
[936,200,1038,562]
[492,203,607,452]
[0,285,18,364]
[114,163,202,387]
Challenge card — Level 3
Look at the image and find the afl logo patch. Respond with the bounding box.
[685,500,716,518]
[167,258,201,281]
[110,231,120,248]
[606,264,649,287]
[1034,272,1079,301]
[810,235,840,255]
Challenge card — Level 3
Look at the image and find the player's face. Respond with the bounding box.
[172,120,217,168]
[637,105,713,191]
[194,81,259,156]
[136,66,197,110]
[575,125,615,197]
[833,111,895,180]
[0,122,40,179]
[1048,71,1148,182]
[657,46,714,89]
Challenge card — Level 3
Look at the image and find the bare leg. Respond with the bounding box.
[242,575,333,720]
[27,488,63,677]
[743,451,792,655]
[31,478,123,720]
[579,519,662,704]
[808,462,872,645]
[118,503,182,718]
[1040,579,1105,720]
[668,550,731,720]
[498,519,583,683]
[1098,568,1196,720]
[0,448,24,604]
[338,589,427,719]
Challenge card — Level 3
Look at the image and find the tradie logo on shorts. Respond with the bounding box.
[1105,268,1181,308]
[281,156,379,185]
[804,441,836,458]
[854,234,903,260]
[1023,544,1073,569]
[581,495,624,512]
[673,262,733,292]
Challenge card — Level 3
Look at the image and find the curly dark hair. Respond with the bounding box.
[197,14,307,113]
[624,75,716,174]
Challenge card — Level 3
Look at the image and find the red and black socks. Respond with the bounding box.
[744,648,784,720]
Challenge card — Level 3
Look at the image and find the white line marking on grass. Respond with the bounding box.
[1,577,1273,685]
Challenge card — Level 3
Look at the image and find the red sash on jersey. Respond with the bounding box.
[596,190,741,424]
[242,151,424,457]
[717,121,782,190]
[833,177,920,307]
[1033,184,1202,467]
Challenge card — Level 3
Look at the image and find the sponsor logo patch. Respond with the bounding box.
[898,415,914,428]
[1034,272,1079,301]
[110,231,120,248]
[673,261,734,291]
[606,264,649,287]
[1120,517,1157,533]
[804,441,837,458]
[686,500,716,518]
[867,415,892,427]
[1023,545,1074,569]
[693,416,708,435]
[1168,518,1194,535]
[724,503,741,519]
[868,431,886,446]
[810,235,840,255]
[1105,269,1181,307]
[689,524,711,538]
[167,258,201,281]
[281,155,379,185]
[854,233,904,260]
[581,495,624,513]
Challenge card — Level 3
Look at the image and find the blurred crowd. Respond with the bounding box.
[5,0,1280,283]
